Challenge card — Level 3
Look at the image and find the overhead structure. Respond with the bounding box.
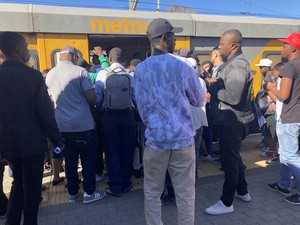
[129,0,139,10]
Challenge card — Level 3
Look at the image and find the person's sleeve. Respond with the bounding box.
[280,63,296,80]
[99,55,110,69]
[132,67,146,124]
[217,64,247,105]
[89,72,98,84]
[185,66,205,107]
[95,70,106,103]
[35,75,63,147]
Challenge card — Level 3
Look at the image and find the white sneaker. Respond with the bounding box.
[83,191,106,204]
[205,200,234,215]
[235,193,251,202]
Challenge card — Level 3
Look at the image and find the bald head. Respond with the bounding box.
[108,47,123,64]
[222,29,243,46]
[218,29,243,61]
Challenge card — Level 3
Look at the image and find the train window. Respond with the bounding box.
[51,49,83,68]
[27,50,39,71]
[262,51,281,66]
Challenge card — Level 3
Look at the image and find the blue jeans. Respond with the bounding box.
[104,110,136,193]
[276,121,300,192]
[62,129,98,195]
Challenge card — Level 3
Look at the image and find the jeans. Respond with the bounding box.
[62,129,98,195]
[218,124,248,206]
[276,121,300,192]
[104,110,136,193]
[5,154,44,225]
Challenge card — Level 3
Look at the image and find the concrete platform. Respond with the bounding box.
[1,133,299,225]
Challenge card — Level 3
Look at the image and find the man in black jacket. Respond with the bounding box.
[0,32,63,225]
[206,29,254,215]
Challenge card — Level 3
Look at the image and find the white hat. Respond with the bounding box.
[255,58,273,67]
[187,57,197,68]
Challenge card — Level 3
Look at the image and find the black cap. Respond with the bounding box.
[147,18,183,39]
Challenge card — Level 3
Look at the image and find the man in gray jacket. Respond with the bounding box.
[205,29,254,215]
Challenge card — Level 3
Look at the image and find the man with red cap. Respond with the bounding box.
[265,32,300,204]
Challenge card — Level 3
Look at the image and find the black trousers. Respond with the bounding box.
[5,154,44,225]
[218,124,249,206]
[0,161,8,216]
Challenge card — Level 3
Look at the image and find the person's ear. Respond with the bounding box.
[15,44,22,54]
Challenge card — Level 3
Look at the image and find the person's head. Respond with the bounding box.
[92,54,100,65]
[42,68,50,80]
[201,60,213,74]
[0,31,30,63]
[108,47,123,65]
[210,46,223,66]
[255,58,273,77]
[278,32,300,62]
[147,18,183,54]
[218,29,242,61]
[129,58,141,72]
[77,58,92,72]
[59,46,79,64]
[131,52,143,61]
[187,57,198,70]
[179,48,190,58]
[273,62,285,80]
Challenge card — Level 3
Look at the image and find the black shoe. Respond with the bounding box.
[266,183,291,195]
[52,177,65,186]
[41,184,47,191]
[105,187,122,197]
[285,194,300,205]
[133,169,142,178]
[123,183,133,193]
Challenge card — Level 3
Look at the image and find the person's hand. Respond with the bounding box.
[262,81,268,90]
[93,46,103,57]
[205,92,211,103]
[208,77,217,84]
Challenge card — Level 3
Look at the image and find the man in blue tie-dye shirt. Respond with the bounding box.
[133,18,204,225]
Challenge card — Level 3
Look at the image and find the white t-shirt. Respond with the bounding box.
[275,77,283,121]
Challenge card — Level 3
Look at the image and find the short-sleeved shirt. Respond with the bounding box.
[280,57,300,124]
[46,61,95,132]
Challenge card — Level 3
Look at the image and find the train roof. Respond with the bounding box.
[0,3,300,38]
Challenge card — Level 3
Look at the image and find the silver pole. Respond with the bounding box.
[157,0,160,12]
[133,0,139,10]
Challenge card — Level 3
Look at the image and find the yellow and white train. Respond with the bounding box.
[1,3,300,95]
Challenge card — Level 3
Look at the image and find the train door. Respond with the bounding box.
[88,35,191,66]
[36,33,89,72]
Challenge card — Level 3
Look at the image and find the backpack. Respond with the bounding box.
[104,67,132,110]
[255,90,269,115]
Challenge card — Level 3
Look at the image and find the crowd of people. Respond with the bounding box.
[1,18,300,225]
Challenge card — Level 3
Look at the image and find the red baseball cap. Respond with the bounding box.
[278,32,300,50]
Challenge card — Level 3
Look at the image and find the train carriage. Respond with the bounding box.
[1,3,300,94]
